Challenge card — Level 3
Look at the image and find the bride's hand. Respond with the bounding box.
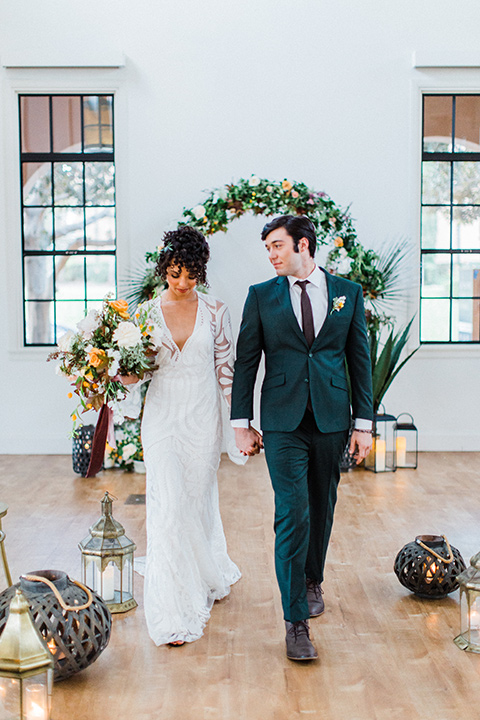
[114,374,140,386]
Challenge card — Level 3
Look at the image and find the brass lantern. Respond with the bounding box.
[0,589,53,720]
[454,550,480,653]
[78,492,137,614]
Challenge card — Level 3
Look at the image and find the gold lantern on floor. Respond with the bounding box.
[0,589,53,720]
[78,492,137,614]
[454,550,480,653]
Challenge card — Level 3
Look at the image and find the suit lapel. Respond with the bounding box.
[274,276,309,348]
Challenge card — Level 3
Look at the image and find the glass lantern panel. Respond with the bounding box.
[22,673,50,720]
[122,557,133,599]
[84,557,101,592]
[395,430,417,468]
[467,592,480,646]
[0,677,20,720]
[373,419,395,472]
[101,561,117,603]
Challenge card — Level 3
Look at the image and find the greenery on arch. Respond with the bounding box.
[126,175,409,336]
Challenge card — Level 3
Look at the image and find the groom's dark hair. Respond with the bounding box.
[261,215,317,257]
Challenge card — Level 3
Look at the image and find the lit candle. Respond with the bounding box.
[425,562,437,583]
[102,563,115,602]
[25,685,46,720]
[375,439,386,472]
[396,436,407,467]
[47,639,56,655]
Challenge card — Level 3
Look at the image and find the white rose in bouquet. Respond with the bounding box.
[77,310,101,339]
[57,330,75,352]
[192,204,206,220]
[122,442,138,461]
[113,322,142,348]
[248,175,261,187]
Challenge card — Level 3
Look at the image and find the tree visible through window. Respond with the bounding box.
[20,94,116,346]
[421,94,480,342]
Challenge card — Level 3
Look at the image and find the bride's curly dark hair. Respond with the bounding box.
[155,226,210,286]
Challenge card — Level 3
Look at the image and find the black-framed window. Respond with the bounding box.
[421,94,480,343]
[20,94,116,346]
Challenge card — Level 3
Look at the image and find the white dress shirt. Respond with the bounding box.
[232,266,372,431]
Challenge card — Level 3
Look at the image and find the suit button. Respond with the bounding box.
[308,353,313,358]
[304,378,309,383]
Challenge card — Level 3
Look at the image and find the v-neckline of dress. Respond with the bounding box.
[159,292,201,355]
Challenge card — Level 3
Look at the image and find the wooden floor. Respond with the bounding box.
[1,452,480,719]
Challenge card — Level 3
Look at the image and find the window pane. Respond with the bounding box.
[453,161,480,205]
[23,208,53,250]
[52,96,82,153]
[452,298,480,341]
[452,254,480,297]
[86,256,116,300]
[54,207,85,251]
[56,301,86,337]
[55,256,85,300]
[420,299,450,341]
[25,301,54,344]
[22,163,52,206]
[53,162,84,205]
[85,162,115,205]
[454,96,480,152]
[421,207,450,249]
[83,96,113,152]
[20,96,50,153]
[452,207,480,249]
[86,208,115,251]
[423,96,452,153]
[24,256,54,300]
[421,254,451,297]
[422,161,451,204]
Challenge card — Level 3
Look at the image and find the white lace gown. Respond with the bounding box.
[133,292,244,645]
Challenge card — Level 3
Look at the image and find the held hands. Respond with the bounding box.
[349,430,372,465]
[234,425,264,457]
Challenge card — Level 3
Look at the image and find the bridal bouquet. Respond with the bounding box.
[48,296,158,435]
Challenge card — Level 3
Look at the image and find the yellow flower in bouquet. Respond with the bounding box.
[282,180,293,192]
[109,299,130,319]
[88,348,108,369]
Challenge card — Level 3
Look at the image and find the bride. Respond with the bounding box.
[120,226,260,646]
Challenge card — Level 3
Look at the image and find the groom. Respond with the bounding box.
[231,215,373,661]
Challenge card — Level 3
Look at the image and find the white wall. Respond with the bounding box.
[1,0,480,453]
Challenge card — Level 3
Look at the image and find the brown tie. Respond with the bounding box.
[296,280,315,347]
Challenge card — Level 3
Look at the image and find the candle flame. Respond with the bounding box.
[47,639,56,654]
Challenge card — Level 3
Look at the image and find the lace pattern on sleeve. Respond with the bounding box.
[212,299,235,408]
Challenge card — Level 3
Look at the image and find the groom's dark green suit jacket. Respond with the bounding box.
[231,269,373,432]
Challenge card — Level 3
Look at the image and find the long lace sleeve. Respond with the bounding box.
[213,300,235,408]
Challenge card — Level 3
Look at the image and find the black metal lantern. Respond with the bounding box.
[394,413,418,469]
[0,571,111,682]
[394,535,466,598]
[72,425,95,477]
[364,409,396,473]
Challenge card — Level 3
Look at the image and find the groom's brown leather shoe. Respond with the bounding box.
[306,579,324,618]
[285,620,318,661]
